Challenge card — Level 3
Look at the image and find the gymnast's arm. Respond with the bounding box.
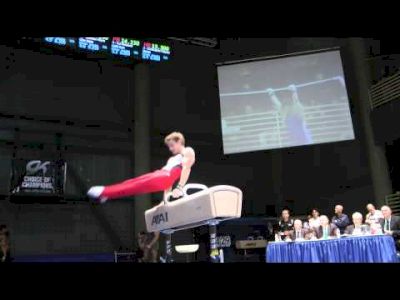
[163,186,172,203]
[172,147,195,198]
[179,147,195,186]
[288,84,300,105]
[266,88,282,111]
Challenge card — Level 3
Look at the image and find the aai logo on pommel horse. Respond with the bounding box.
[152,212,169,226]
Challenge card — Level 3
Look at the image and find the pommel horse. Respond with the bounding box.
[145,184,242,262]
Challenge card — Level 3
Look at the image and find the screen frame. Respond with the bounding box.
[216,47,355,155]
[215,46,341,67]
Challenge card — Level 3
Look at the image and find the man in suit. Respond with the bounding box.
[288,219,312,240]
[379,205,400,251]
[315,215,339,239]
[345,212,368,235]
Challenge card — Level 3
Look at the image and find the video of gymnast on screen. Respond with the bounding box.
[217,49,355,154]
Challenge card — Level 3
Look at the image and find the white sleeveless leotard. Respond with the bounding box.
[162,153,183,171]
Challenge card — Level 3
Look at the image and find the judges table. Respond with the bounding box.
[266,235,398,263]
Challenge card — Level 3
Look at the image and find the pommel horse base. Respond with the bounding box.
[144,184,243,263]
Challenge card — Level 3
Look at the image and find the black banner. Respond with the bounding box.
[10,159,66,196]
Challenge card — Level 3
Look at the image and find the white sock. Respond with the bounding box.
[87,186,105,199]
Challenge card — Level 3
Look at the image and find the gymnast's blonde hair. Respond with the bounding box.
[164,132,185,145]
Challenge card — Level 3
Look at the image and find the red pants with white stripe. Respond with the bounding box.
[100,167,182,200]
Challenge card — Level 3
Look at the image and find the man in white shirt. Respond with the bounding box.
[365,203,383,225]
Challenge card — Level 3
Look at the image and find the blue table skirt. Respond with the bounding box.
[266,235,398,263]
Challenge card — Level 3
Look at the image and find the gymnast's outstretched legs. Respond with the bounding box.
[87,168,181,203]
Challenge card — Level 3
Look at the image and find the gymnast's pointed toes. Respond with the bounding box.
[87,186,107,203]
[87,186,104,198]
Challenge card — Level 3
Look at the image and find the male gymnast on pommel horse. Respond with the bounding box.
[87,132,195,204]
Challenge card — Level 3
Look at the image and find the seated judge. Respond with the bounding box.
[380,205,400,251]
[345,212,368,235]
[288,219,313,241]
[315,215,338,239]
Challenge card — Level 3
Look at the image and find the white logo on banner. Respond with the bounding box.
[26,160,51,176]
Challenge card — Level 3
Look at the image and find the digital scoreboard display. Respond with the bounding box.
[142,41,171,62]
[43,37,77,48]
[111,37,141,58]
[78,37,109,52]
[41,37,171,63]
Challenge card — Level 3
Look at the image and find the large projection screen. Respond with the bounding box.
[217,49,355,154]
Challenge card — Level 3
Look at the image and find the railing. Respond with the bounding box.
[385,191,400,215]
[222,102,354,153]
[369,71,400,109]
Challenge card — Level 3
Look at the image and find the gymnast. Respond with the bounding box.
[267,84,313,145]
[87,132,195,203]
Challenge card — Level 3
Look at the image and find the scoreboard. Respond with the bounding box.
[78,37,109,53]
[43,37,77,48]
[111,37,141,58]
[142,41,171,62]
[42,37,171,63]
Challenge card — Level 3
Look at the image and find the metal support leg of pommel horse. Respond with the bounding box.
[160,220,221,263]
[160,229,174,263]
[208,219,220,263]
